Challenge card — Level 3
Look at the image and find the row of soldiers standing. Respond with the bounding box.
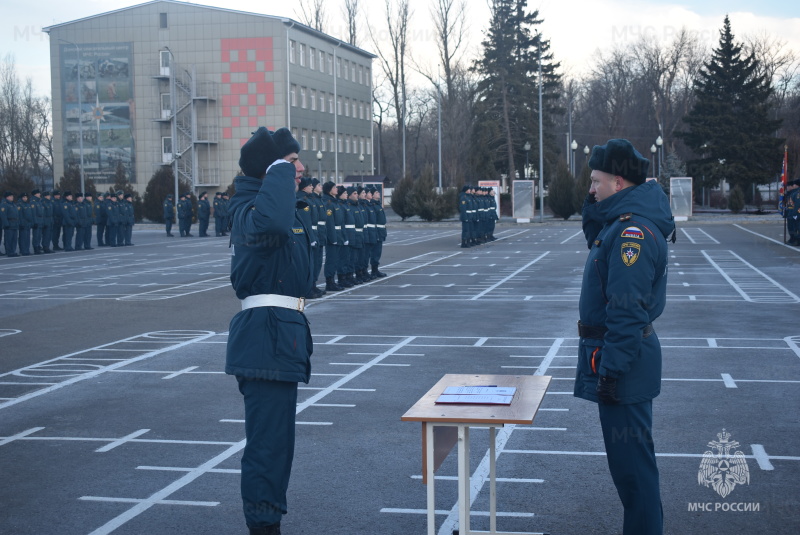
[458,185,499,248]
[163,191,231,238]
[296,179,387,298]
[1,189,135,257]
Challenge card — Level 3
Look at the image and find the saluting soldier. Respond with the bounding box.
[163,194,175,237]
[30,189,45,254]
[61,191,77,251]
[370,187,388,277]
[94,192,107,246]
[1,192,20,257]
[322,181,342,291]
[51,190,64,250]
[41,191,54,253]
[197,191,211,237]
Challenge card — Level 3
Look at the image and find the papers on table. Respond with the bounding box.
[435,386,517,405]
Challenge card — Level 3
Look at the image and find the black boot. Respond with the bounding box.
[338,274,353,288]
[326,277,342,291]
[249,524,281,535]
[461,240,470,248]
[371,266,387,278]
[351,272,363,285]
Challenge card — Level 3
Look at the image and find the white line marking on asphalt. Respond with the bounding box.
[381,508,536,518]
[162,366,198,379]
[470,252,549,300]
[734,224,800,250]
[750,445,775,470]
[95,429,150,453]
[0,427,45,447]
[721,373,737,388]
[474,338,488,347]
[410,475,544,483]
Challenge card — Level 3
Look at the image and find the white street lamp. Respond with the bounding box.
[570,139,578,176]
[359,153,365,182]
[655,135,663,177]
[650,144,657,177]
[316,150,323,181]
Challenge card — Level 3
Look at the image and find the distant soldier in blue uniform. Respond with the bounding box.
[360,187,377,281]
[61,191,77,251]
[122,193,135,245]
[17,192,33,256]
[213,192,224,236]
[41,191,54,253]
[783,179,800,245]
[73,192,88,251]
[310,179,327,293]
[222,192,231,235]
[348,186,366,284]
[1,191,20,257]
[51,190,64,251]
[296,178,322,298]
[163,194,175,237]
[94,192,107,246]
[459,185,471,247]
[197,191,210,237]
[370,187,388,277]
[225,127,311,535]
[30,190,45,254]
[322,181,342,291]
[83,192,96,249]
[106,193,121,247]
[487,187,499,241]
[575,139,674,535]
[337,187,354,288]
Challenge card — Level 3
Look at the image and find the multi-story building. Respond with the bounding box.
[44,0,374,195]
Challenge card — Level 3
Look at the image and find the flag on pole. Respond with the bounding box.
[779,146,789,216]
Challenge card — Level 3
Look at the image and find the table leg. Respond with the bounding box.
[426,422,435,535]
[490,426,497,534]
[457,425,471,534]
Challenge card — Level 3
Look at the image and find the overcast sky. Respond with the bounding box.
[3,0,799,94]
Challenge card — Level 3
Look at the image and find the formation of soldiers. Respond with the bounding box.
[783,178,800,245]
[297,179,388,298]
[458,185,499,247]
[1,189,135,257]
[162,191,230,237]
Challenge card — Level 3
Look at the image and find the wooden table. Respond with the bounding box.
[402,374,552,535]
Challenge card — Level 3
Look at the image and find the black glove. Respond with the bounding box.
[597,375,619,404]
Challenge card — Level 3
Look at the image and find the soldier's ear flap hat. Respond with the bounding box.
[322,181,336,195]
[311,178,320,187]
[3,191,13,197]
[239,127,301,178]
[588,138,649,185]
[298,177,313,190]
[31,189,40,196]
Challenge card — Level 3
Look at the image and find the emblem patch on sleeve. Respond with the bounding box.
[621,226,644,239]
[621,242,641,266]
[327,209,332,216]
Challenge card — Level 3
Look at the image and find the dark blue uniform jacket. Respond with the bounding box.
[575,180,674,404]
[225,163,314,383]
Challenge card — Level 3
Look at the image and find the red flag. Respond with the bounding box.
[779,146,789,215]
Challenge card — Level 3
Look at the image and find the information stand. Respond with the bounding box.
[402,374,552,535]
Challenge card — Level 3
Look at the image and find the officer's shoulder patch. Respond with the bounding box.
[621,226,644,240]
[621,242,641,266]
[292,227,305,234]
[619,213,632,221]
[327,209,332,216]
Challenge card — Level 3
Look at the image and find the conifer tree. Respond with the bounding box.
[679,16,782,193]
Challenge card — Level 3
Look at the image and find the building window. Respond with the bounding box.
[312,131,317,151]
[359,65,363,84]
[318,50,324,71]
[336,57,341,77]
[159,13,168,29]
[310,89,317,111]
[358,102,363,120]
[299,43,306,67]
[300,87,307,109]
[292,128,299,143]
[160,93,171,119]
[290,84,297,107]
[162,137,173,163]
[365,67,370,86]
[360,137,365,156]
[301,129,308,150]
[343,60,349,80]
[337,96,342,115]
[344,98,349,117]
[319,91,325,112]
[366,139,371,155]
[328,95,334,114]
[309,48,316,70]
[351,63,356,81]
[328,54,333,75]
[320,132,326,152]
[345,135,350,154]
[289,40,296,64]
[330,134,334,152]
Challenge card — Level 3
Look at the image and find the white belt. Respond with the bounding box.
[345,224,355,228]
[355,228,363,232]
[377,224,386,228]
[312,225,318,230]
[242,294,305,312]
[335,225,342,230]
[318,221,326,225]
[365,224,375,228]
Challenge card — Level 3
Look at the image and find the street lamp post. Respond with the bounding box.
[60,39,84,195]
[537,35,544,223]
[655,135,663,177]
[316,150,322,181]
[650,144,657,176]
[359,153,364,182]
[584,145,590,162]
[570,139,578,176]
[523,141,531,179]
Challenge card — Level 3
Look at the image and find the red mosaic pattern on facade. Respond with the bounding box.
[220,37,275,144]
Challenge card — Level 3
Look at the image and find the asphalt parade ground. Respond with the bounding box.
[1,219,799,535]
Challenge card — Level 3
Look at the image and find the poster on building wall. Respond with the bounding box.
[60,42,134,185]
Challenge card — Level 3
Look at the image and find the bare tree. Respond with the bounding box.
[367,0,412,178]
[343,0,359,47]
[431,0,468,99]
[295,0,327,32]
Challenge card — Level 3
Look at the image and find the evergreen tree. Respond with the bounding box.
[679,16,782,194]
[574,161,591,214]
[142,166,191,223]
[390,175,415,220]
[547,160,576,220]
[470,0,561,183]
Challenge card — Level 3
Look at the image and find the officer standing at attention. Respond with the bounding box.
[177,193,188,237]
[322,181,342,291]
[51,190,64,250]
[95,192,107,246]
[222,192,231,234]
[311,179,328,292]
[30,189,45,254]
[225,126,312,535]
[296,178,322,298]
[84,192,96,250]
[783,179,800,245]
[73,192,86,251]
[106,192,120,247]
[197,191,211,237]
[459,185,471,248]
[17,192,33,256]
[370,187,388,277]
[360,187,377,281]
[1,192,20,257]
[575,138,674,535]
[338,186,355,288]
[123,193,135,245]
[163,194,175,237]
[41,190,54,253]
[213,192,224,236]
[61,191,77,251]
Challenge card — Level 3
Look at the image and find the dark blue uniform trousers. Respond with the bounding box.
[339,245,352,276]
[370,241,383,268]
[237,377,298,528]
[598,400,663,535]
[312,245,323,285]
[324,244,340,279]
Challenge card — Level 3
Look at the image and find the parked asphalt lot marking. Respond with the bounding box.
[735,223,800,250]
[701,250,800,302]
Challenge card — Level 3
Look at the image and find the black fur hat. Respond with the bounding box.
[239,127,301,178]
[322,181,336,195]
[588,139,649,185]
